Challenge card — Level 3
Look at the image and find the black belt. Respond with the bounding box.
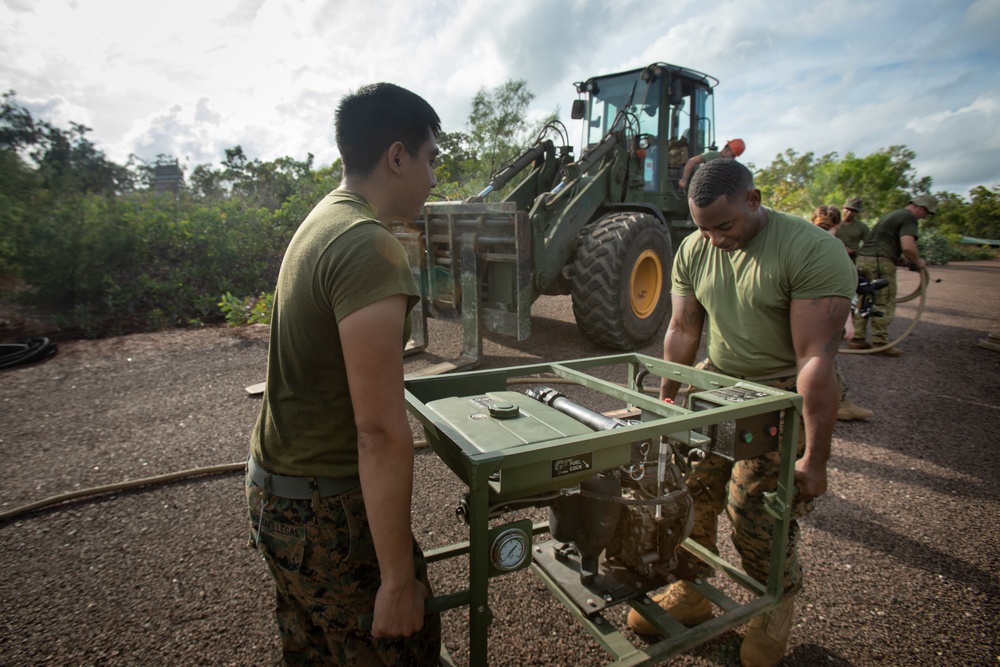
[247,456,360,500]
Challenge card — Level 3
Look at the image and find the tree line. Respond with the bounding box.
[1,86,996,338]
[750,146,1000,246]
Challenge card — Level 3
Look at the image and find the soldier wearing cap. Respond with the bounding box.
[850,194,937,356]
[678,138,746,190]
[835,197,869,262]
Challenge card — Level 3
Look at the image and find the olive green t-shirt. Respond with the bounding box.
[834,219,870,253]
[672,209,856,378]
[701,150,723,164]
[856,208,918,261]
[685,150,723,184]
[250,189,419,478]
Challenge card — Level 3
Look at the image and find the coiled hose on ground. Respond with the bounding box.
[841,267,931,355]
[0,337,57,370]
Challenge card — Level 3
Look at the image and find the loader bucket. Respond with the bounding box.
[392,201,532,375]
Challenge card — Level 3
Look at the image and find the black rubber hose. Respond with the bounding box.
[0,337,57,370]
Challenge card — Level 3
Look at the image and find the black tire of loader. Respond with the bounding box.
[571,212,673,350]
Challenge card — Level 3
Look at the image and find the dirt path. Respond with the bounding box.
[1,261,998,666]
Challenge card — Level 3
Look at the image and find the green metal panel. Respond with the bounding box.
[425,390,631,496]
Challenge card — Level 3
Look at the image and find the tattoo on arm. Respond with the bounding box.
[682,300,704,328]
[818,297,848,356]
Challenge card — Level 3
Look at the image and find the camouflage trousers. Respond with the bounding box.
[683,369,814,594]
[853,256,898,346]
[246,470,441,666]
[835,360,849,403]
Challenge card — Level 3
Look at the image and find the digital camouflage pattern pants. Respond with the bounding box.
[835,361,849,403]
[683,371,814,594]
[246,472,441,666]
[853,256,898,346]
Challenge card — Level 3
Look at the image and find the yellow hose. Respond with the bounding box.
[842,267,930,355]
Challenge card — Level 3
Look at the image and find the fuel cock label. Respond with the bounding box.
[551,452,593,478]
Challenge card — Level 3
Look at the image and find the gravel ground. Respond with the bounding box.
[1,261,998,666]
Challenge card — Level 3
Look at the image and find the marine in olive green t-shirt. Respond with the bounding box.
[672,209,857,379]
[689,149,723,181]
[856,208,919,261]
[700,150,723,164]
[250,189,419,478]
[834,219,869,257]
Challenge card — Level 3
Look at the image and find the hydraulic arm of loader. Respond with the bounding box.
[467,140,555,204]
[395,121,634,376]
[530,128,631,290]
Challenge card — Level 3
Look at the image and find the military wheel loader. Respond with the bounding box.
[395,62,720,374]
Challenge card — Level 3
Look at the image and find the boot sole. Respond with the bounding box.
[978,339,1000,353]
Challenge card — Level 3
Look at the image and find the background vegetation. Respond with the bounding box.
[750,146,999,265]
[1,86,996,337]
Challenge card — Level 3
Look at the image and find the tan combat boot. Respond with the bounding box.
[627,580,713,635]
[848,339,871,350]
[740,595,795,667]
[837,400,874,421]
[874,346,903,357]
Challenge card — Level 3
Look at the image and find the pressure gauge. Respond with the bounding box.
[490,527,530,572]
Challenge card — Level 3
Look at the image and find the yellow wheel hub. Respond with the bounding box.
[629,249,663,319]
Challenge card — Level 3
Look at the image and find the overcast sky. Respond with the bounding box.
[2,0,998,198]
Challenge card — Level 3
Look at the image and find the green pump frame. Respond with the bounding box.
[401,353,801,666]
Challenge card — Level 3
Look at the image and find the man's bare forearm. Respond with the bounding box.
[661,295,705,400]
[661,328,701,400]
[789,295,851,499]
[358,426,416,588]
[901,235,925,268]
[358,422,428,638]
[795,356,838,468]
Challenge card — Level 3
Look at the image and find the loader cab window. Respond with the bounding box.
[694,86,715,155]
[585,71,660,148]
[669,97,691,144]
[665,81,715,160]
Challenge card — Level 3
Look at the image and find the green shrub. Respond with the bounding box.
[917,228,954,266]
[219,291,273,326]
[11,189,291,336]
[916,228,998,265]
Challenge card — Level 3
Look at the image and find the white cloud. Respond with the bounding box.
[904,94,1000,194]
[194,98,222,125]
[18,94,93,132]
[905,96,1000,136]
[2,0,999,197]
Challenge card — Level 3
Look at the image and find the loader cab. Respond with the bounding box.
[577,63,718,210]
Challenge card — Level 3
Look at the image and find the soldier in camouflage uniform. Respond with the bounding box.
[851,194,935,357]
[247,479,440,664]
[680,369,812,587]
[627,160,855,667]
[246,83,442,665]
